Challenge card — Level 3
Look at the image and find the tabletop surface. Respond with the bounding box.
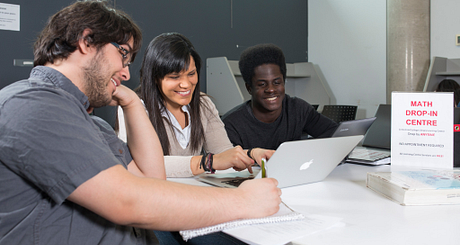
[170,163,460,245]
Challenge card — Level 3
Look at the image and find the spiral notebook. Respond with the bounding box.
[179,201,305,241]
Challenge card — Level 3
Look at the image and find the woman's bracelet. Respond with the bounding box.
[247,148,255,160]
[200,153,215,173]
[206,153,215,174]
[200,154,209,172]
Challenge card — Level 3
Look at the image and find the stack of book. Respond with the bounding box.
[366,169,460,205]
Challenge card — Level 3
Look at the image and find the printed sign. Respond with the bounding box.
[0,3,19,31]
[391,92,453,169]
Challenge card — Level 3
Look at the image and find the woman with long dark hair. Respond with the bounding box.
[119,32,273,178]
[117,32,276,244]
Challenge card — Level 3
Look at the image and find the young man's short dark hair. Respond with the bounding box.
[238,43,287,86]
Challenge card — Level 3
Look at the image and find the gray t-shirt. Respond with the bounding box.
[0,66,145,244]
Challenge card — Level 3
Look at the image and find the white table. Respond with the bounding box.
[285,163,460,245]
[170,163,460,245]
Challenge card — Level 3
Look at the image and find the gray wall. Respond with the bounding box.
[308,0,386,119]
[0,0,73,89]
[117,0,308,92]
[0,0,307,126]
[308,0,458,119]
[1,0,307,90]
[431,0,460,59]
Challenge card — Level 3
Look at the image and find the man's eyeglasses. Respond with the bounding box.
[110,42,131,67]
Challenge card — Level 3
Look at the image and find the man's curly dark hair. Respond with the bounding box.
[33,0,142,67]
[238,43,286,86]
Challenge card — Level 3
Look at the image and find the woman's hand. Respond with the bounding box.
[212,146,254,173]
[211,147,276,173]
[250,148,275,166]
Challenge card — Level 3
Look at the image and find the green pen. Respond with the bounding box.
[261,158,267,178]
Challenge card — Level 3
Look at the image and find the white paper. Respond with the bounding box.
[0,3,20,31]
[254,168,262,179]
[391,92,453,169]
[224,214,342,245]
[179,202,304,241]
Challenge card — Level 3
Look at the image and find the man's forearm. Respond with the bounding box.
[68,165,281,231]
[123,98,166,179]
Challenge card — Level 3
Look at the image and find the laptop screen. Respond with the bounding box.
[331,117,376,138]
[362,104,391,149]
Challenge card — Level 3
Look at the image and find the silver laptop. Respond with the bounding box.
[331,117,376,137]
[197,135,363,188]
[347,104,391,163]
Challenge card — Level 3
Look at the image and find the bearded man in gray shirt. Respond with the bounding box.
[0,1,281,244]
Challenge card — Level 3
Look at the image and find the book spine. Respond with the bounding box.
[366,173,406,205]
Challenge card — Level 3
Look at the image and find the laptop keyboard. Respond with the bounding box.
[221,178,250,187]
[348,147,390,161]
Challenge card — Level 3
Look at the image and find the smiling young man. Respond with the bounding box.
[0,2,281,244]
[222,43,338,150]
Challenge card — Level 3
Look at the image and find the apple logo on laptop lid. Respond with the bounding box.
[300,159,314,170]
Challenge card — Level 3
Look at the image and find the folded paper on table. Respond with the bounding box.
[179,202,304,241]
[225,214,343,245]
